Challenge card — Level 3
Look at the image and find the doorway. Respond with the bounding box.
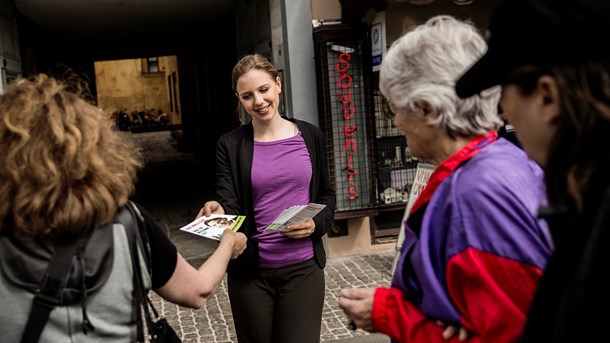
[94,55,182,133]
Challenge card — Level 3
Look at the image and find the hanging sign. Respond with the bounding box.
[371,22,383,71]
[336,52,359,201]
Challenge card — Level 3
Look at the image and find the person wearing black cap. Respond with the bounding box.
[456,0,610,341]
[339,15,552,343]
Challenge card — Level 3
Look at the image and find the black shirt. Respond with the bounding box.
[135,204,178,289]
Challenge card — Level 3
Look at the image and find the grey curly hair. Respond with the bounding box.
[380,15,502,138]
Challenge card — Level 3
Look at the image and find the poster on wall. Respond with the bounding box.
[371,22,383,72]
[371,12,386,72]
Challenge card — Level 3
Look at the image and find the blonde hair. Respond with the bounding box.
[231,53,279,92]
[0,74,142,237]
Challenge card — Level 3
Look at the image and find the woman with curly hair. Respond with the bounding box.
[0,74,246,342]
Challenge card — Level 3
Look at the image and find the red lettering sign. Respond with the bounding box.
[335,51,359,201]
[337,74,353,89]
[343,124,357,137]
[336,53,351,72]
[339,90,352,105]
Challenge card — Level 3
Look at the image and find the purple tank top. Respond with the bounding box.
[251,132,314,268]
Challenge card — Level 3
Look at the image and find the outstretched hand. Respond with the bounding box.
[196,200,225,219]
[219,229,247,259]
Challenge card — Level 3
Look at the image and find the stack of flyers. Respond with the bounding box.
[179,214,245,241]
[264,203,326,232]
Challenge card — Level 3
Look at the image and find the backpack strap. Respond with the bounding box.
[119,201,154,342]
[117,201,152,273]
[20,227,93,343]
[121,201,181,343]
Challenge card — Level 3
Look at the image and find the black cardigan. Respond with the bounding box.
[214,118,336,277]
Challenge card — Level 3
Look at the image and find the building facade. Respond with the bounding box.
[3,0,495,257]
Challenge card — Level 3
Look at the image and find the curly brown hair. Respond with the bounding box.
[0,74,142,237]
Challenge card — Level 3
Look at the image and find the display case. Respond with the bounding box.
[372,89,419,208]
[313,22,424,242]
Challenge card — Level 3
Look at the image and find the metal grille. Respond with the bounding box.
[314,25,373,212]
[372,90,418,206]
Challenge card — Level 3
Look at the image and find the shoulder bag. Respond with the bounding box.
[121,202,182,343]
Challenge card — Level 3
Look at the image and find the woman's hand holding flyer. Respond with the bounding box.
[264,203,326,232]
[180,214,245,240]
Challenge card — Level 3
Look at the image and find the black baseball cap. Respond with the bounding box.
[456,0,610,98]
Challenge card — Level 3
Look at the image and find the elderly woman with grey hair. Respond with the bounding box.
[339,16,552,343]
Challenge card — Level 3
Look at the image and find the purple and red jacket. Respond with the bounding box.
[373,133,552,343]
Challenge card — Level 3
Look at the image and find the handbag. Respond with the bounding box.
[121,202,182,343]
[148,317,182,343]
[142,298,181,343]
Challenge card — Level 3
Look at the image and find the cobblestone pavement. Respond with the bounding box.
[130,131,393,342]
[148,254,394,343]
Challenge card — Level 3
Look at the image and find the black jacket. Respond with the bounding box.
[214,118,336,277]
[521,173,610,342]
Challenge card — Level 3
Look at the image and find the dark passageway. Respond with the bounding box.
[128,131,218,266]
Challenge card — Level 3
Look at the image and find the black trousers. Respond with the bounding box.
[227,258,325,343]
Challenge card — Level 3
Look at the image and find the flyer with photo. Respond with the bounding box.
[179,214,245,241]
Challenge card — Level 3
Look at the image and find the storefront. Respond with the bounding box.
[311,0,495,255]
[225,0,495,257]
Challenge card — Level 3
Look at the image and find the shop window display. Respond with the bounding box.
[374,90,419,206]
